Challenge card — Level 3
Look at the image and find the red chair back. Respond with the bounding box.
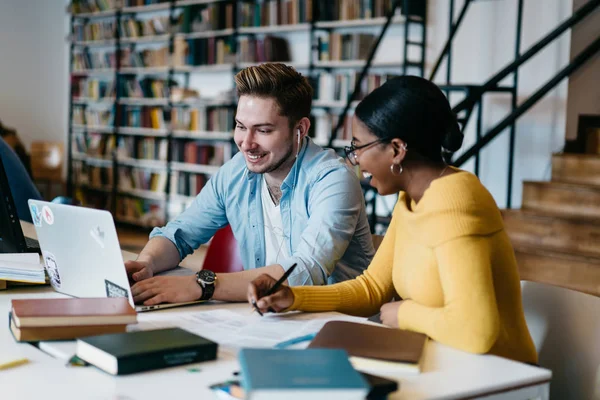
[202,225,244,273]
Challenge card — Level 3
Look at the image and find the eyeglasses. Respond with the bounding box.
[344,138,388,166]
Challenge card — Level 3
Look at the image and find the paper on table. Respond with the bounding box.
[0,254,45,283]
[132,309,367,350]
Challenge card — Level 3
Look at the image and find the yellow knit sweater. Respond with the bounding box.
[289,169,538,364]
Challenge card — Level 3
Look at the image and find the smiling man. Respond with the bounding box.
[127,63,374,306]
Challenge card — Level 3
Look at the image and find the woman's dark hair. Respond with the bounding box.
[355,76,463,163]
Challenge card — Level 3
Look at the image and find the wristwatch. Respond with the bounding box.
[196,270,217,301]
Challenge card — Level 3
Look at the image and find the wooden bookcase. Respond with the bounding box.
[67,0,426,231]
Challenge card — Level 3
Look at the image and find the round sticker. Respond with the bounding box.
[43,251,61,289]
[42,206,54,225]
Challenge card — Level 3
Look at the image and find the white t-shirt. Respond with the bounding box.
[261,176,290,266]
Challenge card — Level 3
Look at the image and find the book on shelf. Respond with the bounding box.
[239,0,313,27]
[73,20,115,42]
[119,15,169,39]
[316,0,397,21]
[312,72,400,103]
[238,36,291,63]
[119,167,168,194]
[238,348,369,400]
[317,33,376,62]
[123,0,170,8]
[70,0,117,15]
[11,297,137,328]
[116,196,165,226]
[308,320,428,374]
[119,106,166,130]
[179,2,235,32]
[175,36,236,67]
[76,327,218,375]
[72,77,116,100]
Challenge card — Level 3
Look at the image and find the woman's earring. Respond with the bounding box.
[390,163,403,176]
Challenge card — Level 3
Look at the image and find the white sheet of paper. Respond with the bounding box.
[0,253,41,266]
[132,309,367,350]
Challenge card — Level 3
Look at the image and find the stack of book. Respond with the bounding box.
[9,297,137,342]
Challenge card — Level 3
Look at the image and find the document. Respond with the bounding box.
[0,253,44,283]
[132,309,367,350]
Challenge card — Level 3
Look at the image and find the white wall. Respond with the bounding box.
[426,0,572,208]
[0,0,70,150]
[566,0,600,140]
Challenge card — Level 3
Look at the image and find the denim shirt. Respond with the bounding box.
[150,137,374,286]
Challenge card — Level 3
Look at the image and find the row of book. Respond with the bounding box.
[238,36,291,64]
[119,15,169,38]
[179,2,235,32]
[72,77,116,99]
[119,168,168,193]
[73,107,114,126]
[171,171,208,198]
[171,141,231,166]
[317,0,396,21]
[311,72,399,102]
[70,0,116,14]
[73,51,116,71]
[72,132,116,158]
[73,161,114,187]
[239,0,313,27]
[174,37,236,67]
[313,113,353,142]
[73,20,115,42]
[317,33,376,62]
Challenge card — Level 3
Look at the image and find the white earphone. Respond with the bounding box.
[296,128,301,158]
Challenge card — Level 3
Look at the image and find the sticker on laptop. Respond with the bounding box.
[105,279,128,298]
[43,251,61,289]
[90,226,105,249]
[42,206,54,225]
[29,204,42,227]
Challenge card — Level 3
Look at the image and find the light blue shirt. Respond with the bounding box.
[150,137,374,286]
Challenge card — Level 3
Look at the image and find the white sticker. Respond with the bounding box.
[90,226,105,249]
[42,251,61,289]
[42,206,54,225]
[29,204,42,227]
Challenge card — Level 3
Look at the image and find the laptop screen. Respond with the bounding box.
[0,155,28,253]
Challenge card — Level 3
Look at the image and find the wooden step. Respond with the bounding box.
[503,209,600,256]
[552,153,600,186]
[515,246,600,297]
[522,181,600,219]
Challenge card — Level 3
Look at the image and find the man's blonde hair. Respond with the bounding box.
[235,63,313,128]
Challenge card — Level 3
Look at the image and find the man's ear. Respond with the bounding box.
[296,117,311,138]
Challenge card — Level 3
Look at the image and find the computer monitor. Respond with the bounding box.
[0,154,39,253]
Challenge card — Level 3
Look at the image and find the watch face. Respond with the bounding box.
[198,270,216,284]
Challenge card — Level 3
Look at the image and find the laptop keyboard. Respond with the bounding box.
[25,236,41,251]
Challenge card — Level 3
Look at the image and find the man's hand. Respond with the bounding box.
[131,276,203,306]
[247,274,294,314]
[380,301,404,328]
[125,260,154,283]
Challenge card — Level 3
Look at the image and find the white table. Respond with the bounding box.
[0,286,551,400]
[1,223,551,399]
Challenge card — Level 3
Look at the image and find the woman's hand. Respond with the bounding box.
[247,274,295,314]
[380,300,404,328]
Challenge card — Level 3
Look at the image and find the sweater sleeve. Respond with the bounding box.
[287,207,398,316]
[396,235,501,354]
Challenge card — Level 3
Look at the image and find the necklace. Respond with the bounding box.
[439,165,449,178]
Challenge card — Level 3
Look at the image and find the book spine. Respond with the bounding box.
[117,344,218,375]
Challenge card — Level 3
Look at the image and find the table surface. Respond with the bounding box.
[0,223,551,400]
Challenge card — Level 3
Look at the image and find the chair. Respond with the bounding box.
[202,225,244,273]
[30,141,64,200]
[522,281,600,399]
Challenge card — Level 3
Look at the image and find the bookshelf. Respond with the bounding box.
[67,0,427,231]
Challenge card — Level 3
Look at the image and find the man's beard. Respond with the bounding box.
[250,142,295,175]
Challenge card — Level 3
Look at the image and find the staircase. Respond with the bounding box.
[503,153,600,297]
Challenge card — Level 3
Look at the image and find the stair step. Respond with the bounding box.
[503,209,600,256]
[514,246,600,297]
[552,153,600,186]
[522,181,600,218]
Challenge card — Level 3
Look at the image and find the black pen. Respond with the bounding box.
[253,263,297,316]
[265,263,297,297]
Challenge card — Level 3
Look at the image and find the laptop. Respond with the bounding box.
[27,199,205,312]
[0,154,41,254]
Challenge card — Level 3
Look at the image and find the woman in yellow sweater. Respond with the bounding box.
[248,76,537,364]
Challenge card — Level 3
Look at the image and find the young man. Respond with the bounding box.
[127,63,374,306]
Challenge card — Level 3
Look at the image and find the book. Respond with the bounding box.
[11,297,137,328]
[9,312,127,342]
[238,348,369,400]
[308,321,427,374]
[76,328,218,375]
[0,253,45,284]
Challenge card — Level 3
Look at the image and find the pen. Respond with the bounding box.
[252,263,298,317]
[0,357,29,370]
[265,263,297,297]
[274,333,317,349]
